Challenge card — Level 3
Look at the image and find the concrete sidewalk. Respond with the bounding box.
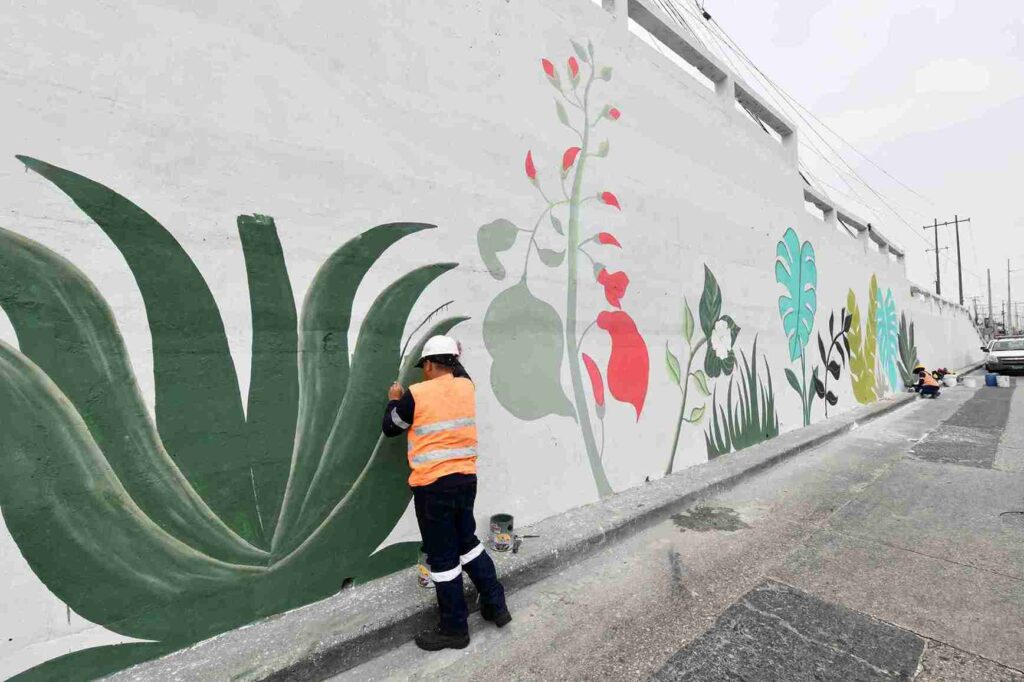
[111,371,978,680]
[336,376,1024,681]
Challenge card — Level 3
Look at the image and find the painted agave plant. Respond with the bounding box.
[0,157,462,679]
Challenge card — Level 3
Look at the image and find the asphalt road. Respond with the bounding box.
[335,378,1024,681]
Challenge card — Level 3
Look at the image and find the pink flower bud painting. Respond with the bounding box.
[542,59,555,79]
[608,107,621,120]
[562,147,581,171]
[568,56,580,79]
[600,191,620,209]
[582,353,605,407]
[598,232,621,247]
[525,150,537,180]
[597,268,629,308]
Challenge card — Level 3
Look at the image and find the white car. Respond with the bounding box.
[983,336,1024,374]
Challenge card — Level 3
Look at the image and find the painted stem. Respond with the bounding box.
[666,337,706,475]
[565,66,612,498]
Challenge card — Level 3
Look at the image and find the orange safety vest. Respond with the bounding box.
[920,372,940,388]
[406,374,478,487]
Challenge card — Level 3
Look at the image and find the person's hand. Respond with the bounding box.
[388,382,405,401]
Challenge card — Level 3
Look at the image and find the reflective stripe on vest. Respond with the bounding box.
[414,417,476,437]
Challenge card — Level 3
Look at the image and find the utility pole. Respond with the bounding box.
[923,216,971,303]
[988,268,993,327]
[1010,259,1014,335]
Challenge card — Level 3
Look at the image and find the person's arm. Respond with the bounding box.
[382,385,415,437]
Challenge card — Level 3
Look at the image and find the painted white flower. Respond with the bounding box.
[709,319,733,358]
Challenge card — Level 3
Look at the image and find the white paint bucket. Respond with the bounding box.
[942,375,957,388]
[997,375,1011,388]
[963,377,978,388]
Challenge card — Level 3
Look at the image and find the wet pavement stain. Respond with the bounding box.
[672,505,749,533]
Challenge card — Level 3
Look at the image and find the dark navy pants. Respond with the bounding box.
[412,474,506,634]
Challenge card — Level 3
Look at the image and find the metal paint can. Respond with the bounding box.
[416,545,432,588]
[490,513,514,552]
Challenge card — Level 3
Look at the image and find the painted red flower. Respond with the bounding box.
[525,150,537,181]
[582,353,605,408]
[600,191,621,209]
[568,56,580,79]
[597,268,629,308]
[562,146,581,172]
[608,107,621,120]
[597,311,650,420]
[598,232,621,247]
[542,59,555,79]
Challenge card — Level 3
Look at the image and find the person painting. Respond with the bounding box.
[913,363,941,398]
[381,335,510,651]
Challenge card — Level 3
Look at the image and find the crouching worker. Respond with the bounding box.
[913,363,941,398]
[382,335,510,651]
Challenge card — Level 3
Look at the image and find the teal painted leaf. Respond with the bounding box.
[775,227,817,361]
[483,281,575,420]
[477,218,519,280]
[698,265,722,337]
[875,286,900,392]
[272,223,435,555]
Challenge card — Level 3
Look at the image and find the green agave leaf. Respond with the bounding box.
[9,642,180,682]
[237,215,298,539]
[269,318,470,603]
[272,223,434,555]
[897,312,919,386]
[0,226,265,565]
[351,541,420,585]
[0,341,265,642]
[703,338,778,457]
[775,227,817,361]
[16,156,259,542]
[847,289,877,403]
[286,263,457,553]
[483,281,575,421]
[874,285,900,393]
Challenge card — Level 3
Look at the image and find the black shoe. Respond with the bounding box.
[481,604,512,628]
[414,627,470,651]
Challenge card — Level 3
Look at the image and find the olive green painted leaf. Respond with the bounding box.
[0,226,265,565]
[556,100,571,127]
[692,369,711,396]
[775,227,817,361]
[688,404,706,424]
[866,276,880,388]
[698,265,722,337]
[683,298,695,344]
[847,289,877,403]
[0,340,265,643]
[595,140,610,157]
[665,342,682,385]
[477,218,519,280]
[598,66,613,81]
[16,156,260,542]
[537,247,566,267]
[272,223,434,555]
[285,263,458,553]
[237,215,298,539]
[9,642,181,682]
[483,281,575,420]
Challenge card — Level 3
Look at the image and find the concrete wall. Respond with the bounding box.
[0,0,982,677]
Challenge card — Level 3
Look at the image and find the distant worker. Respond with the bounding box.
[382,335,510,651]
[913,363,941,398]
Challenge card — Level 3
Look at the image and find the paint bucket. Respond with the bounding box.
[490,513,514,552]
[963,377,978,388]
[416,545,432,589]
[986,373,999,387]
[997,375,1011,388]
[942,375,957,388]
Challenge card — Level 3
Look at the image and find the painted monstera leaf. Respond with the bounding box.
[775,227,817,361]
[483,281,575,420]
[846,289,877,403]
[874,285,900,393]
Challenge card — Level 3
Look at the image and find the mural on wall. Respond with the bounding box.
[704,336,779,458]
[875,281,901,393]
[897,312,919,387]
[775,227,820,426]
[664,265,739,473]
[814,308,853,417]
[846,281,878,404]
[0,157,459,680]
[479,42,649,498]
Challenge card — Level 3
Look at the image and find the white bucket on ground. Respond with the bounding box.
[997,375,1011,388]
[942,375,957,387]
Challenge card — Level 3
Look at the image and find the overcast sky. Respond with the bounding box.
[669,0,1024,320]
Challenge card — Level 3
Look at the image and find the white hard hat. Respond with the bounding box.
[417,335,460,367]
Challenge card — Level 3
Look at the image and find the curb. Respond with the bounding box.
[110,372,980,682]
